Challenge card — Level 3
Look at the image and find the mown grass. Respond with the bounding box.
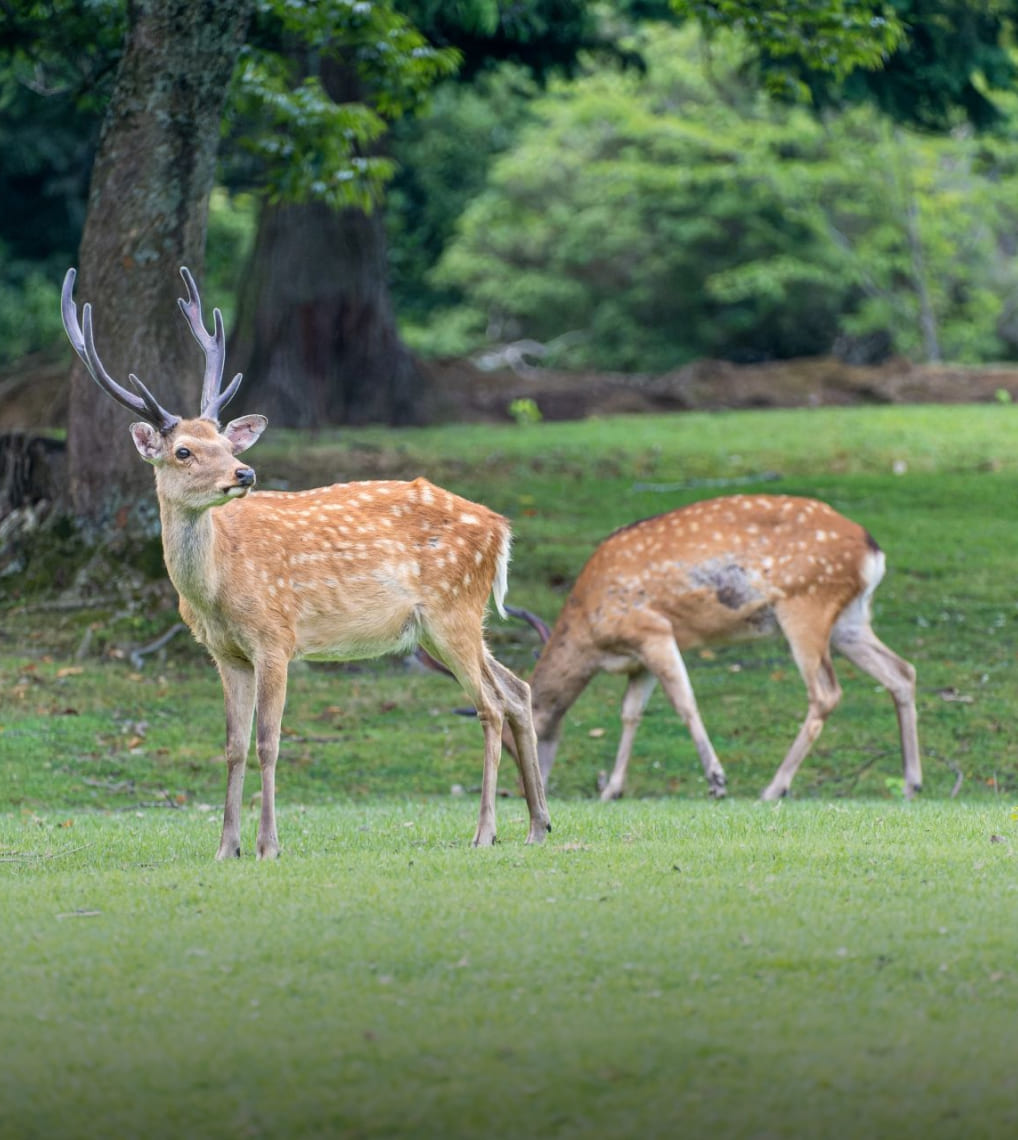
[2,801,1017,1139]
[4,404,1018,807]
[2,403,1018,1137]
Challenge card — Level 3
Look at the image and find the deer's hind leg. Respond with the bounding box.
[422,611,549,847]
[832,620,921,797]
[760,600,842,801]
[485,653,551,843]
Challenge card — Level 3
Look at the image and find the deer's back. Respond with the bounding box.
[572,495,876,650]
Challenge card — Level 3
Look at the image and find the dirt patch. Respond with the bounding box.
[0,352,69,431]
[419,353,1018,423]
[5,349,1018,432]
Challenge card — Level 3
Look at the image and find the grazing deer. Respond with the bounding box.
[61,266,550,856]
[434,496,921,801]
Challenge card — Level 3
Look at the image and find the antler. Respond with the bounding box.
[61,268,181,433]
[504,604,552,645]
[177,267,243,424]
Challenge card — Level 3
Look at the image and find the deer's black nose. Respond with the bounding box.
[235,467,255,487]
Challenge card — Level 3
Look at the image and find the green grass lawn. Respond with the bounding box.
[3,403,1018,1137]
[2,801,1017,1139]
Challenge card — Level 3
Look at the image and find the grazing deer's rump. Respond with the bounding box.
[478,495,921,802]
[61,266,550,856]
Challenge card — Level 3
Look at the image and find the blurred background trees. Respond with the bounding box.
[3,0,1018,422]
[427,20,1018,371]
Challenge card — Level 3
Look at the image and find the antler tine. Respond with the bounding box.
[504,604,553,645]
[177,266,241,423]
[61,268,180,433]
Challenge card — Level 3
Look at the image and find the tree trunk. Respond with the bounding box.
[229,52,428,429]
[229,200,427,427]
[68,0,251,536]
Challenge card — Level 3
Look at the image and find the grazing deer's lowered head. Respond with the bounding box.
[62,266,550,856]
[432,495,921,802]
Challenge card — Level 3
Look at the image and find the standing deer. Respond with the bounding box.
[61,266,550,856]
[441,496,921,801]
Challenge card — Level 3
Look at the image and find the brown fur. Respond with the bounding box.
[142,416,551,856]
[62,267,550,856]
[521,495,921,801]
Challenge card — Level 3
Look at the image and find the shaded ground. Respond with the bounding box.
[420,353,1018,422]
[4,349,1018,432]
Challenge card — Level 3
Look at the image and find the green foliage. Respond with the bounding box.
[227,0,460,211]
[673,0,904,79]
[0,246,64,363]
[0,0,121,359]
[387,63,539,322]
[822,107,1018,361]
[432,25,855,368]
[430,23,1018,369]
[508,396,542,424]
[809,0,1018,130]
[677,1,1018,131]
[204,188,258,327]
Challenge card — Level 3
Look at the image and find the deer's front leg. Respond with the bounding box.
[600,670,657,802]
[217,660,256,860]
[254,656,289,860]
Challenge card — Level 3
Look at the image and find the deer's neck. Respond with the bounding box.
[529,626,596,737]
[158,499,222,609]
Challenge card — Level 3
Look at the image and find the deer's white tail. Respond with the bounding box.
[492,526,512,620]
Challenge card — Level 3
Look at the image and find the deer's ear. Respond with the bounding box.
[222,414,267,455]
[130,422,163,463]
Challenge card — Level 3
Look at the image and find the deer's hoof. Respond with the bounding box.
[526,817,552,844]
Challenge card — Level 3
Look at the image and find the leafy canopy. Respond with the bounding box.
[430,23,1018,369]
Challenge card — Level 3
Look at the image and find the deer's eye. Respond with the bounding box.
[175,447,192,460]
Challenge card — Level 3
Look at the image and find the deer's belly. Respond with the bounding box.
[295,606,422,662]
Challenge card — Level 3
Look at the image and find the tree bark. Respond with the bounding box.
[229,52,427,429]
[68,0,251,535]
[229,199,426,427]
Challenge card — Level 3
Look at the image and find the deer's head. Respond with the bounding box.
[62,267,267,512]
